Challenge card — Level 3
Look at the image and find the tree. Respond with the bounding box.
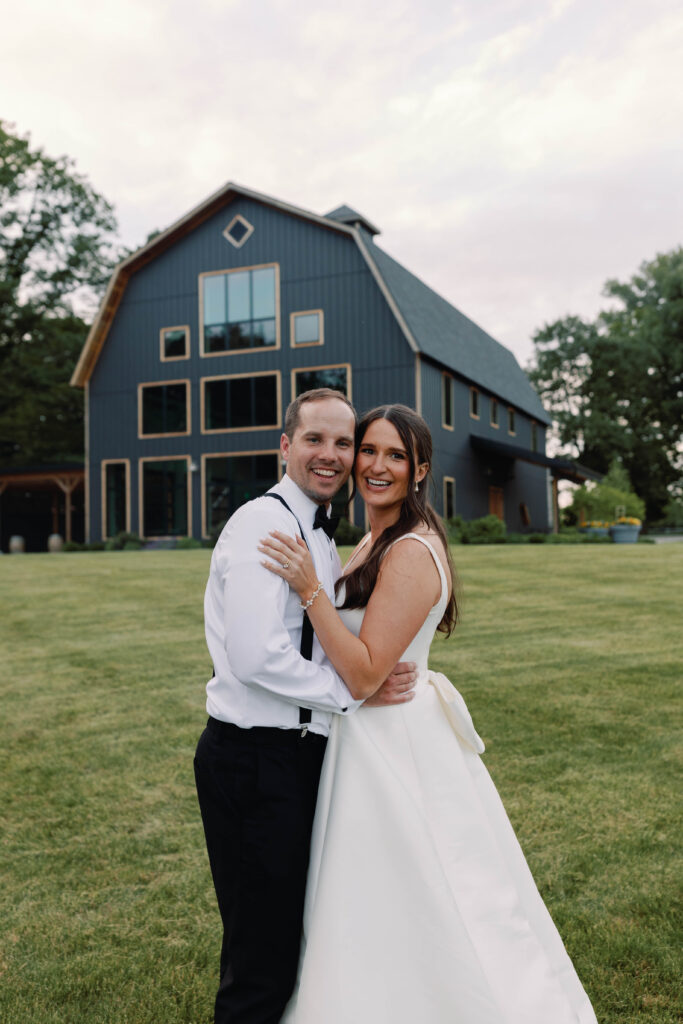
[0,121,121,464]
[529,249,683,522]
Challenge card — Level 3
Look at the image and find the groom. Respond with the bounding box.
[194,388,417,1024]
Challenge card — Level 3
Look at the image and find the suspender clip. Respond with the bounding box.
[301,725,309,738]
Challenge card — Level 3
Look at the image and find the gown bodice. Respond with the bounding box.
[337,532,449,686]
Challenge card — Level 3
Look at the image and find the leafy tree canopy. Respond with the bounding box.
[529,249,683,521]
[0,122,122,464]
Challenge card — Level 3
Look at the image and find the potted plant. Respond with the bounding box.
[580,520,610,537]
[609,516,642,543]
[571,461,645,543]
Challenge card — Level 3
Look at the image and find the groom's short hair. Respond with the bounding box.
[284,388,356,439]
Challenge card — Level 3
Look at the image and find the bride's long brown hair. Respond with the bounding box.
[335,404,459,636]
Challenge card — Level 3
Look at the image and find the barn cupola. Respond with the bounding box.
[324,205,380,236]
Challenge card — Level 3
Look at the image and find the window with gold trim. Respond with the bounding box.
[201,264,278,354]
[140,458,189,537]
[160,325,189,361]
[469,387,480,419]
[444,477,455,520]
[139,381,190,437]
[203,452,280,535]
[202,372,280,433]
[292,364,350,398]
[441,373,454,429]
[291,310,323,347]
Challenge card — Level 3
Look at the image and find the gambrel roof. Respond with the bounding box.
[71,182,549,423]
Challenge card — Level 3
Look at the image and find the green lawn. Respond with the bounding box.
[1,546,681,1023]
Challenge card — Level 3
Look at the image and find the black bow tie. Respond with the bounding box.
[314,504,339,540]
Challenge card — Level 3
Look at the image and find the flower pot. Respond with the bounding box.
[579,526,609,537]
[609,524,641,544]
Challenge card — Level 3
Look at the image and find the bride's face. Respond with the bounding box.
[355,419,427,513]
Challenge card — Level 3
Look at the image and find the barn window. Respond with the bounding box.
[102,461,129,538]
[490,398,499,428]
[507,407,516,435]
[202,372,280,432]
[160,325,189,361]
[139,381,190,437]
[141,458,189,537]
[201,264,278,355]
[443,477,455,520]
[469,387,480,419]
[203,452,280,535]
[441,374,453,429]
[292,364,350,398]
[223,214,254,249]
[291,310,324,347]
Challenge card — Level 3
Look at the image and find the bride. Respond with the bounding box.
[259,404,598,1024]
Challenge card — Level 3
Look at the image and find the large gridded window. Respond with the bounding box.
[141,383,188,436]
[142,460,188,536]
[442,374,453,428]
[293,366,349,398]
[104,462,127,538]
[204,374,278,431]
[202,266,277,353]
[205,453,279,534]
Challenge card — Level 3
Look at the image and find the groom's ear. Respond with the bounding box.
[280,432,290,462]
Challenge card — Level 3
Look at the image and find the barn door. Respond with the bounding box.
[488,486,504,521]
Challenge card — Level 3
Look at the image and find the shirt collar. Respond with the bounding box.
[275,473,327,532]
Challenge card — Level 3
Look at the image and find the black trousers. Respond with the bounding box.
[194,718,327,1024]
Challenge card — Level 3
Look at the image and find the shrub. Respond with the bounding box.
[461,515,507,545]
[446,516,466,543]
[528,533,548,543]
[335,518,364,546]
[62,540,84,552]
[175,536,203,550]
[570,460,645,524]
[104,532,144,551]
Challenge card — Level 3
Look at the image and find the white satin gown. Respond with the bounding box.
[283,534,598,1024]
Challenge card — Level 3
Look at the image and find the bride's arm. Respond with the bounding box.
[259,531,441,700]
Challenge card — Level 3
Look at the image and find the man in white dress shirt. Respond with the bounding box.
[194,389,416,1024]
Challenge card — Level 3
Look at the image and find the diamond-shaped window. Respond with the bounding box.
[223,215,254,249]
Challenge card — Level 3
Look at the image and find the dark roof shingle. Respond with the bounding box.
[359,231,549,423]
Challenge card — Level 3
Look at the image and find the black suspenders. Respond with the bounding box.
[264,492,314,733]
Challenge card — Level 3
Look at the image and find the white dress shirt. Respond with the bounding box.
[204,473,362,736]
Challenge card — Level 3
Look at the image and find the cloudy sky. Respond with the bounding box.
[3,0,682,367]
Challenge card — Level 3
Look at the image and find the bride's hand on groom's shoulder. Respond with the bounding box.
[364,662,417,707]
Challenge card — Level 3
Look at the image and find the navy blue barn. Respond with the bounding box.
[72,183,573,543]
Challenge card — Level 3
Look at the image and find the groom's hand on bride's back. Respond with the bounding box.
[364,662,417,706]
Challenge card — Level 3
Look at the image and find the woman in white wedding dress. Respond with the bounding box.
[260,404,598,1024]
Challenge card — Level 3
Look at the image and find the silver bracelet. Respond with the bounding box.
[300,581,324,610]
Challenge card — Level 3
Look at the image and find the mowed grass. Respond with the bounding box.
[1,545,681,1023]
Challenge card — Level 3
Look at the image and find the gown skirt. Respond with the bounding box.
[282,536,598,1024]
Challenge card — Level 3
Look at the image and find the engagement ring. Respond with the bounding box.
[282,560,290,569]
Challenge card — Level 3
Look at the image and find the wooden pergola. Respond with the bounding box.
[0,465,85,544]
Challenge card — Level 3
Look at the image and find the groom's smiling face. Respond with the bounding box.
[281,398,356,505]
